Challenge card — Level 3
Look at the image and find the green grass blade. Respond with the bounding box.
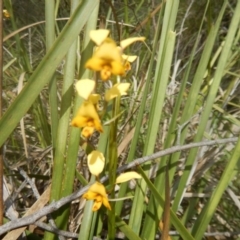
[3,58,17,72]
[43,1,83,239]
[160,0,209,185]
[77,200,95,240]
[45,0,58,149]
[115,216,142,240]
[60,3,100,239]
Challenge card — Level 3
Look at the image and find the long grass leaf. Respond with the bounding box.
[43,1,83,239]
[115,216,142,240]
[45,0,58,149]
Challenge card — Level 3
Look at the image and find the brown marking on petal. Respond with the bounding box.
[81,127,95,138]
[92,201,102,211]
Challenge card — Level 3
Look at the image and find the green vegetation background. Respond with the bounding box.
[2,0,240,239]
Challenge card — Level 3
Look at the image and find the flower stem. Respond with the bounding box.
[108,95,120,240]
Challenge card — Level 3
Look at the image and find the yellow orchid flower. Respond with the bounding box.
[85,38,125,81]
[83,173,141,212]
[83,182,111,211]
[71,101,103,138]
[85,29,145,80]
[72,79,102,138]
[105,83,130,102]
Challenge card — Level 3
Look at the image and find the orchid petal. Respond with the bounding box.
[122,54,138,63]
[92,200,103,211]
[116,171,142,184]
[75,79,95,100]
[87,94,100,104]
[102,197,111,210]
[105,83,130,102]
[89,182,108,197]
[82,191,98,200]
[90,29,110,46]
[81,126,95,138]
[120,37,145,49]
[87,150,105,176]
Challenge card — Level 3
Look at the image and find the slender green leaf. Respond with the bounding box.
[115,216,142,240]
[45,0,58,149]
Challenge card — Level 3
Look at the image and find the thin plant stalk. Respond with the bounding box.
[108,95,120,240]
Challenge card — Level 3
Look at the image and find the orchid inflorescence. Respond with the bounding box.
[71,29,145,211]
